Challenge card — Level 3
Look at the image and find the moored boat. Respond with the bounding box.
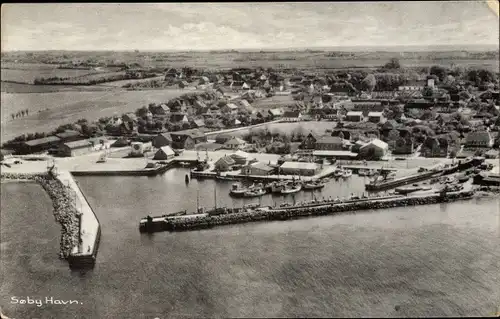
[271,181,287,193]
[229,183,247,197]
[395,184,422,194]
[244,188,266,198]
[303,180,326,190]
[341,169,352,178]
[281,183,302,194]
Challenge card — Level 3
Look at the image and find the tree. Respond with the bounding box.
[387,129,400,143]
[429,65,447,82]
[383,58,401,69]
[135,106,149,118]
[361,74,377,92]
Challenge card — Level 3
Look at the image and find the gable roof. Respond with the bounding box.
[63,139,91,149]
[361,138,388,150]
[170,129,205,140]
[215,155,236,166]
[24,136,61,146]
[55,130,81,139]
[248,162,274,172]
[158,145,175,157]
[316,136,343,145]
[225,137,246,145]
[283,110,301,118]
[466,131,493,144]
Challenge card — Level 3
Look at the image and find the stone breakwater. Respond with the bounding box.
[163,191,474,232]
[1,172,79,259]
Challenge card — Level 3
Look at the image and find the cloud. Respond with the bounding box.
[1,2,498,51]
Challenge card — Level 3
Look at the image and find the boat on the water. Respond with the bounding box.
[395,184,422,194]
[271,181,287,193]
[244,188,266,198]
[457,174,470,183]
[229,183,247,197]
[341,169,352,178]
[281,183,302,194]
[303,180,326,190]
[333,167,344,178]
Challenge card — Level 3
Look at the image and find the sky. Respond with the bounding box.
[1,2,499,51]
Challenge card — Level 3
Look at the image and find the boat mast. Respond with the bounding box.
[214,184,217,210]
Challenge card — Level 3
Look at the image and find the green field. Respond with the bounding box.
[1,89,202,140]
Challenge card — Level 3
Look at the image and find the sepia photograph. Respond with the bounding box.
[1,1,499,318]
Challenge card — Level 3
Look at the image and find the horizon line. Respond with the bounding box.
[2,44,499,53]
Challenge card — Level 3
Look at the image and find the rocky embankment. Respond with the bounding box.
[163,191,474,232]
[1,172,79,259]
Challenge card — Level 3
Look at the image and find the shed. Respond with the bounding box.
[153,146,175,160]
[152,133,172,148]
[214,155,236,172]
[224,137,247,150]
[57,139,91,157]
[345,111,364,122]
[241,162,275,176]
[358,139,389,160]
[279,161,319,176]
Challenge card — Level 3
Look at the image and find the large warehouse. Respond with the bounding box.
[279,162,319,176]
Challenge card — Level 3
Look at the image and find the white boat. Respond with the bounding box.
[229,183,247,197]
[341,170,352,178]
[271,181,287,193]
[333,167,343,178]
[244,188,266,198]
[281,183,302,194]
[303,181,326,190]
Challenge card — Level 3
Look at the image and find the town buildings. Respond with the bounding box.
[170,129,207,149]
[279,162,319,176]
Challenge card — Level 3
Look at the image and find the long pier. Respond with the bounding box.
[139,187,474,233]
[56,171,101,269]
[365,170,441,191]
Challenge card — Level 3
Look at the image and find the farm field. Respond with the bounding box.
[0,81,114,93]
[1,89,202,141]
[251,95,296,110]
[97,75,165,87]
[1,68,98,84]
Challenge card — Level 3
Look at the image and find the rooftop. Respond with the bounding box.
[280,161,318,170]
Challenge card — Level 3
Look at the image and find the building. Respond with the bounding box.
[358,139,389,160]
[170,112,189,124]
[229,150,249,165]
[421,137,448,158]
[392,137,414,155]
[215,134,234,145]
[193,119,206,128]
[314,136,344,151]
[152,133,172,148]
[301,132,320,150]
[153,146,175,160]
[465,131,494,148]
[367,112,384,123]
[352,101,384,115]
[404,99,434,110]
[57,139,92,157]
[268,108,284,119]
[241,162,275,176]
[312,150,358,160]
[55,130,84,143]
[170,129,207,150]
[20,136,62,154]
[130,142,152,157]
[279,162,319,176]
[345,111,364,122]
[224,137,247,150]
[282,111,302,122]
[214,155,236,172]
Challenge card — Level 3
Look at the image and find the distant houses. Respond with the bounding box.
[170,129,207,149]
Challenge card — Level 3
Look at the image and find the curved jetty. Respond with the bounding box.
[140,187,474,233]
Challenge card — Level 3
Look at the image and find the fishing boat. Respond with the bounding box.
[303,180,325,190]
[457,174,470,183]
[333,167,344,178]
[358,168,368,176]
[395,184,422,195]
[341,169,352,178]
[229,183,247,197]
[178,161,191,167]
[271,181,287,193]
[281,183,302,194]
[244,187,266,198]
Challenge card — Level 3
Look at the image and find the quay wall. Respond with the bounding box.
[160,191,474,232]
[70,162,175,176]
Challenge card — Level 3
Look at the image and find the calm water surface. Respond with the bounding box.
[1,169,499,318]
